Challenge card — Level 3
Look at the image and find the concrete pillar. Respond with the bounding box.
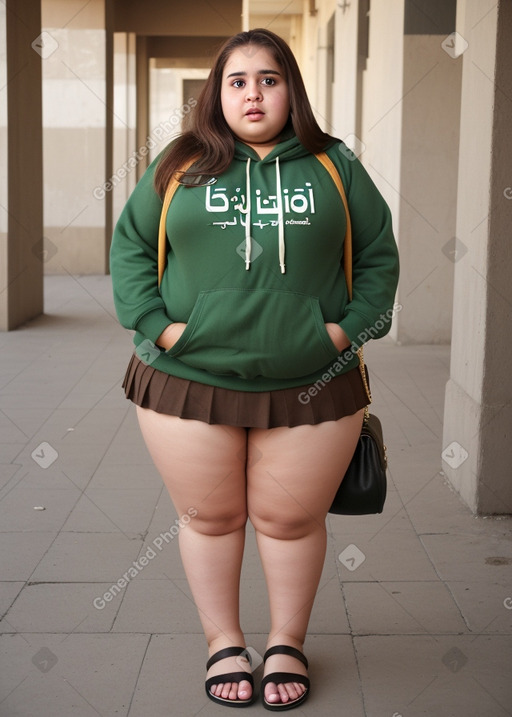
[135,36,149,182]
[0,0,44,330]
[443,0,512,514]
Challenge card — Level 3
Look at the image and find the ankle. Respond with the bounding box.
[265,633,304,652]
[208,634,246,658]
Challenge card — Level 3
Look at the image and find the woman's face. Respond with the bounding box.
[220,45,290,152]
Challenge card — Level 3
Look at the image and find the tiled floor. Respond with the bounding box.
[1,276,511,716]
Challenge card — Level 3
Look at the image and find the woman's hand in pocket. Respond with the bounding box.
[325,323,351,353]
[155,323,187,351]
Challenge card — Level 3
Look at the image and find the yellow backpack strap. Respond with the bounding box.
[158,156,200,287]
[315,151,371,404]
[314,151,352,300]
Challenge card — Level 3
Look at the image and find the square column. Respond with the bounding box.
[0,0,43,330]
[443,0,512,514]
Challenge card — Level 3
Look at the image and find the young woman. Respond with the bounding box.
[111,28,399,711]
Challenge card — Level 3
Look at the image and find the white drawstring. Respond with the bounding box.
[275,157,285,274]
[245,158,251,270]
[243,156,286,273]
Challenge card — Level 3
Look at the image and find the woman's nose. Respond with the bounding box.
[245,84,262,101]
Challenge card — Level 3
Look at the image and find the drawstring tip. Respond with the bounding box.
[245,259,251,271]
[280,263,286,274]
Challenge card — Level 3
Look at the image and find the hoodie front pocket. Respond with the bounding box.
[167,288,339,380]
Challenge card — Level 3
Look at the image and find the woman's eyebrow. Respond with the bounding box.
[226,70,282,78]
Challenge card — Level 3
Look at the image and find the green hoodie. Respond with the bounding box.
[110,135,399,391]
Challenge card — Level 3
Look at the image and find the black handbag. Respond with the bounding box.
[329,408,387,515]
[315,154,389,516]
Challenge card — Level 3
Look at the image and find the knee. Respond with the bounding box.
[249,506,320,541]
[192,508,248,537]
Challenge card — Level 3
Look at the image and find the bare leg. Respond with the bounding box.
[136,407,252,702]
[247,410,364,706]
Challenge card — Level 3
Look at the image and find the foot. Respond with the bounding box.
[205,646,253,705]
[262,645,309,710]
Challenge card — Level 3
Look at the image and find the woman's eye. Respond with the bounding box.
[262,77,276,86]
[233,80,245,88]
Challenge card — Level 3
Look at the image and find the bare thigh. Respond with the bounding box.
[136,407,249,532]
[247,410,364,535]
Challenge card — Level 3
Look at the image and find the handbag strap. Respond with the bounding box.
[156,149,372,405]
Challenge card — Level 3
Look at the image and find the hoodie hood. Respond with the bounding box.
[233,131,312,163]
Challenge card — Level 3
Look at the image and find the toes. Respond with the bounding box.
[264,681,282,704]
[265,681,306,705]
[209,680,253,702]
[238,679,252,700]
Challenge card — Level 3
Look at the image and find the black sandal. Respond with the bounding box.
[261,645,310,711]
[205,646,255,708]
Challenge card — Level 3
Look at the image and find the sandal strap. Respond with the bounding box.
[205,671,254,690]
[263,645,308,669]
[206,646,251,671]
[261,672,310,690]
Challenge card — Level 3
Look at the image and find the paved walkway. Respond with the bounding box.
[0,276,511,717]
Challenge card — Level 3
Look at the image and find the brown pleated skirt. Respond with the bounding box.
[122,353,369,428]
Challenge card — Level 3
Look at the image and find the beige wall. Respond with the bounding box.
[112,32,137,222]
[331,2,358,139]
[359,0,405,342]
[397,35,461,344]
[42,0,108,275]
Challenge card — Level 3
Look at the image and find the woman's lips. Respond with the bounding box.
[245,108,265,120]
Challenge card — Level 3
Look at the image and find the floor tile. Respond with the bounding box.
[354,634,512,717]
[0,532,58,581]
[344,580,467,635]
[0,632,149,717]
[1,583,121,634]
[30,532,143,582]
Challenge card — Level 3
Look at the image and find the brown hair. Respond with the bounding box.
[154,28,334,196]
